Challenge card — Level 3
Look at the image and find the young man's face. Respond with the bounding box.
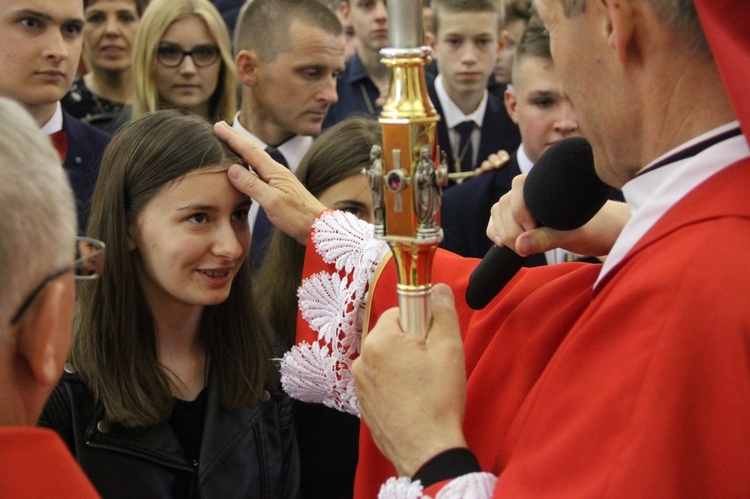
[343,0,388,53]
[433,10,500,98]
[0,0,84,119]
[505,56,581,163]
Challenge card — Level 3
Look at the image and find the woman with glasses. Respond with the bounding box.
[123,0,237,124]
[39,110,299,498]
[62,0,145,132]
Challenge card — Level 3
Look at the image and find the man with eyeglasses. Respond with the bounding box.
[0,0,111,234]
[0,97,102,496]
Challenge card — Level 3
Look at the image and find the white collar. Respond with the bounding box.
[40,102,64,135]
[435,74,488,129]
[231,111,313,174]
[596,121,748,288]
[516,145,533,175]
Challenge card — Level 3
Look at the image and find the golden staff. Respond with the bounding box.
[364,0,447,337]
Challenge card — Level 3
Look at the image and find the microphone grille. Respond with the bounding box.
[524,137,612,231]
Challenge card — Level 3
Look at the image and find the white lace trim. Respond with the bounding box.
[377,473,497,499]
[436,473,497,498]
[280,211,389,416]
[378,478,425,499]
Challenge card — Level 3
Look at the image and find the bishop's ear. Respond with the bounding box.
[16,279,72,387]
[603,0,636,63]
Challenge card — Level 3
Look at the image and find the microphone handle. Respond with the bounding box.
[465,245,529,310]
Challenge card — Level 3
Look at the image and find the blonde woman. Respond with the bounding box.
[130,0,237,122]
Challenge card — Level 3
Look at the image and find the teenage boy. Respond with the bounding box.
[0,0,110,232]
[492,0,532,89]
[428,0,521,177]
[322,0,391,128]
[441,15,581,260]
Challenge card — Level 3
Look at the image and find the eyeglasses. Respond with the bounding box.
[156,44,221,68]
[10,237,106,325]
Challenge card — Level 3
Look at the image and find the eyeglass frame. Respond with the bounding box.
[10,236,106,325]
[155,44,221,68]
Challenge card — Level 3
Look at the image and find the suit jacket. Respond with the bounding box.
[441,150,624,261]
[62,110,110,233]
[440,153,546,266]
[322,52,381,130]
[428,80,521,175]
[212,0,242,34]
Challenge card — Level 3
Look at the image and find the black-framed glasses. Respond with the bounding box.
[10,237,106,325]
[156,44,221,68]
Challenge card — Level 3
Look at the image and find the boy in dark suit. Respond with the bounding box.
[0,0,110,232]
[428,0,521,179]
[441,15,582,260]
[322,0,391,129]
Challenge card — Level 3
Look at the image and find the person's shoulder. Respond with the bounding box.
[80,120,111,148]
[338,52,369,86]
[485,89,511,118]
[0,427,99,498]
[444,170,502,204]
[61,75,90,117]
[63,109,111,140]
[63,110,112,153]
[424,68,436,86]
[480,92,521,149]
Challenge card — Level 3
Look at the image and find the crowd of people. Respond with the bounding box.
[1,0,749,497]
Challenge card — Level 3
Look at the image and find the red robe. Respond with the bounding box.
[296,158,750,497]
[0,427,99,497]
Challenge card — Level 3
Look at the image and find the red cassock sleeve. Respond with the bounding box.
[349,247,601,498]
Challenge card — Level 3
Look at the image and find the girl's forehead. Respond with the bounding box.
[191,163,230,175]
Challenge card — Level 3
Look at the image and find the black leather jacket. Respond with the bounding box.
[39,367,300,498]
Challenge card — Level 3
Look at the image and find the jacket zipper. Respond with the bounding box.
[85,440,197,474]
[254,425,268,498]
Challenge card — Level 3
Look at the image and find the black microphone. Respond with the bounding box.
[465,137,612,310]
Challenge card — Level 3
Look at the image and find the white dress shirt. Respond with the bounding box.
[232,111,313,231]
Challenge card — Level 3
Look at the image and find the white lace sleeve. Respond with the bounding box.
[378,473,497,499]
[279,211,389,416]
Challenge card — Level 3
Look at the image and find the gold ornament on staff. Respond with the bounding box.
[364,0,448,337]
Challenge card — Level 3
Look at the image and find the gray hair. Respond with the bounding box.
[0,98,77,330]
[558,0,708,54]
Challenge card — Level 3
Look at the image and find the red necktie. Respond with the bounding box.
[50,130,67,163]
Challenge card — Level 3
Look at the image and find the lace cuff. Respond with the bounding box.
[378,473,497,498]
[280,211,389,416]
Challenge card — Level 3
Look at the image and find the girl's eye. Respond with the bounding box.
[341,206,365,219]
[232,209,249,222]
[188,213,208,224]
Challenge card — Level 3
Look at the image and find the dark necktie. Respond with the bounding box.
[265,146,288,168]
[454,120,475,172]
[251,146,289,269]
[50,130,68,163]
